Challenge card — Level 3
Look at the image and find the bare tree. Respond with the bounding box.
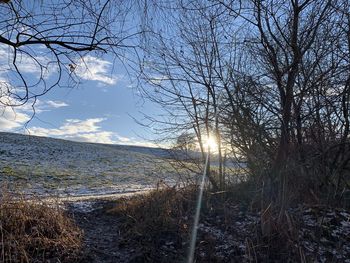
[216,0,350,204]
[0,0,139,109]
[136,0,350,204]
[137,0,247,190]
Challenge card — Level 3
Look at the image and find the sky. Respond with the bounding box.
[0,48,159,147]
[0,1,163,147]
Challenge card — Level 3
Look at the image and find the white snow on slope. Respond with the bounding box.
[0,132,183,197]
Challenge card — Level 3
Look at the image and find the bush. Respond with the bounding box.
[109,184,257,262]
[0,189,82,262]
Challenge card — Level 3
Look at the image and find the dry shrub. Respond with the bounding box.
[111,186,198,234]
[110,185,200,261]
[0,189,82,263]
[109,184,257,262]
[255,204,301,262]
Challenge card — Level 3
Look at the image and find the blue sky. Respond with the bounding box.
[0,49,159,147]
[0,1,165,147]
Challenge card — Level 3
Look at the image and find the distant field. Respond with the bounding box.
[0,132,189,197]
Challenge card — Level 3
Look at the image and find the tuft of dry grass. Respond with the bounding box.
[109,185,200,261]
[0,188,82,263]
[109,181,350,262]
[109,184,256,262]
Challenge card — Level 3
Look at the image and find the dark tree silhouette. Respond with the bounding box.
[0,0,139,108]
[138,0,350,203]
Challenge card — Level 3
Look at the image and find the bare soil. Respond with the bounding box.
[67,200,144,263]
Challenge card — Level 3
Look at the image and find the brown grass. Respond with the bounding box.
[0,189,82,263]
[109,185,200,261]
[109,181,350,262]
[109,183,257,262]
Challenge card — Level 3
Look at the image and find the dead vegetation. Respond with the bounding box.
[109,185,198,262]
[108,182,350,262]
[109,183,256,262]
[0,188,82,263]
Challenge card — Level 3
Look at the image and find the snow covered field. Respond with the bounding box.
[0,132,183,198]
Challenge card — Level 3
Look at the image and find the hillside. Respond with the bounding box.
[0,132,180,197]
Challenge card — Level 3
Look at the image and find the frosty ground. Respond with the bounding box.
[1,132,350,262]
[0,132,180,197]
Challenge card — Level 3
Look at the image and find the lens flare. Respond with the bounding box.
[204,135,218,152]
[187,151,209,263]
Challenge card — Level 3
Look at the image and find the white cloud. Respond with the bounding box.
[48,100,68,108]
[0,45,56,78]
[28,117,158,147]
[29,118,120,144]
[120,139,159,148]
[0,46,10,74]
[117,135,131,143]
[148,75,168,85]
[41,100,68,109]
[0,106,30,131]
[65,131,116,144]
[0,46,114,87]
[0,76,32,130]
[75,55,117,85]
[0,92,68,131]
[30,118,105,137]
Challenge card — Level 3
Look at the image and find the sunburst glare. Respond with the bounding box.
[204,134,218,152]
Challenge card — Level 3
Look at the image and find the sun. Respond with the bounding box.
[204,135,218,151]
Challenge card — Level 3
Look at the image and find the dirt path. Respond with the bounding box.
[67,200,140,263]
